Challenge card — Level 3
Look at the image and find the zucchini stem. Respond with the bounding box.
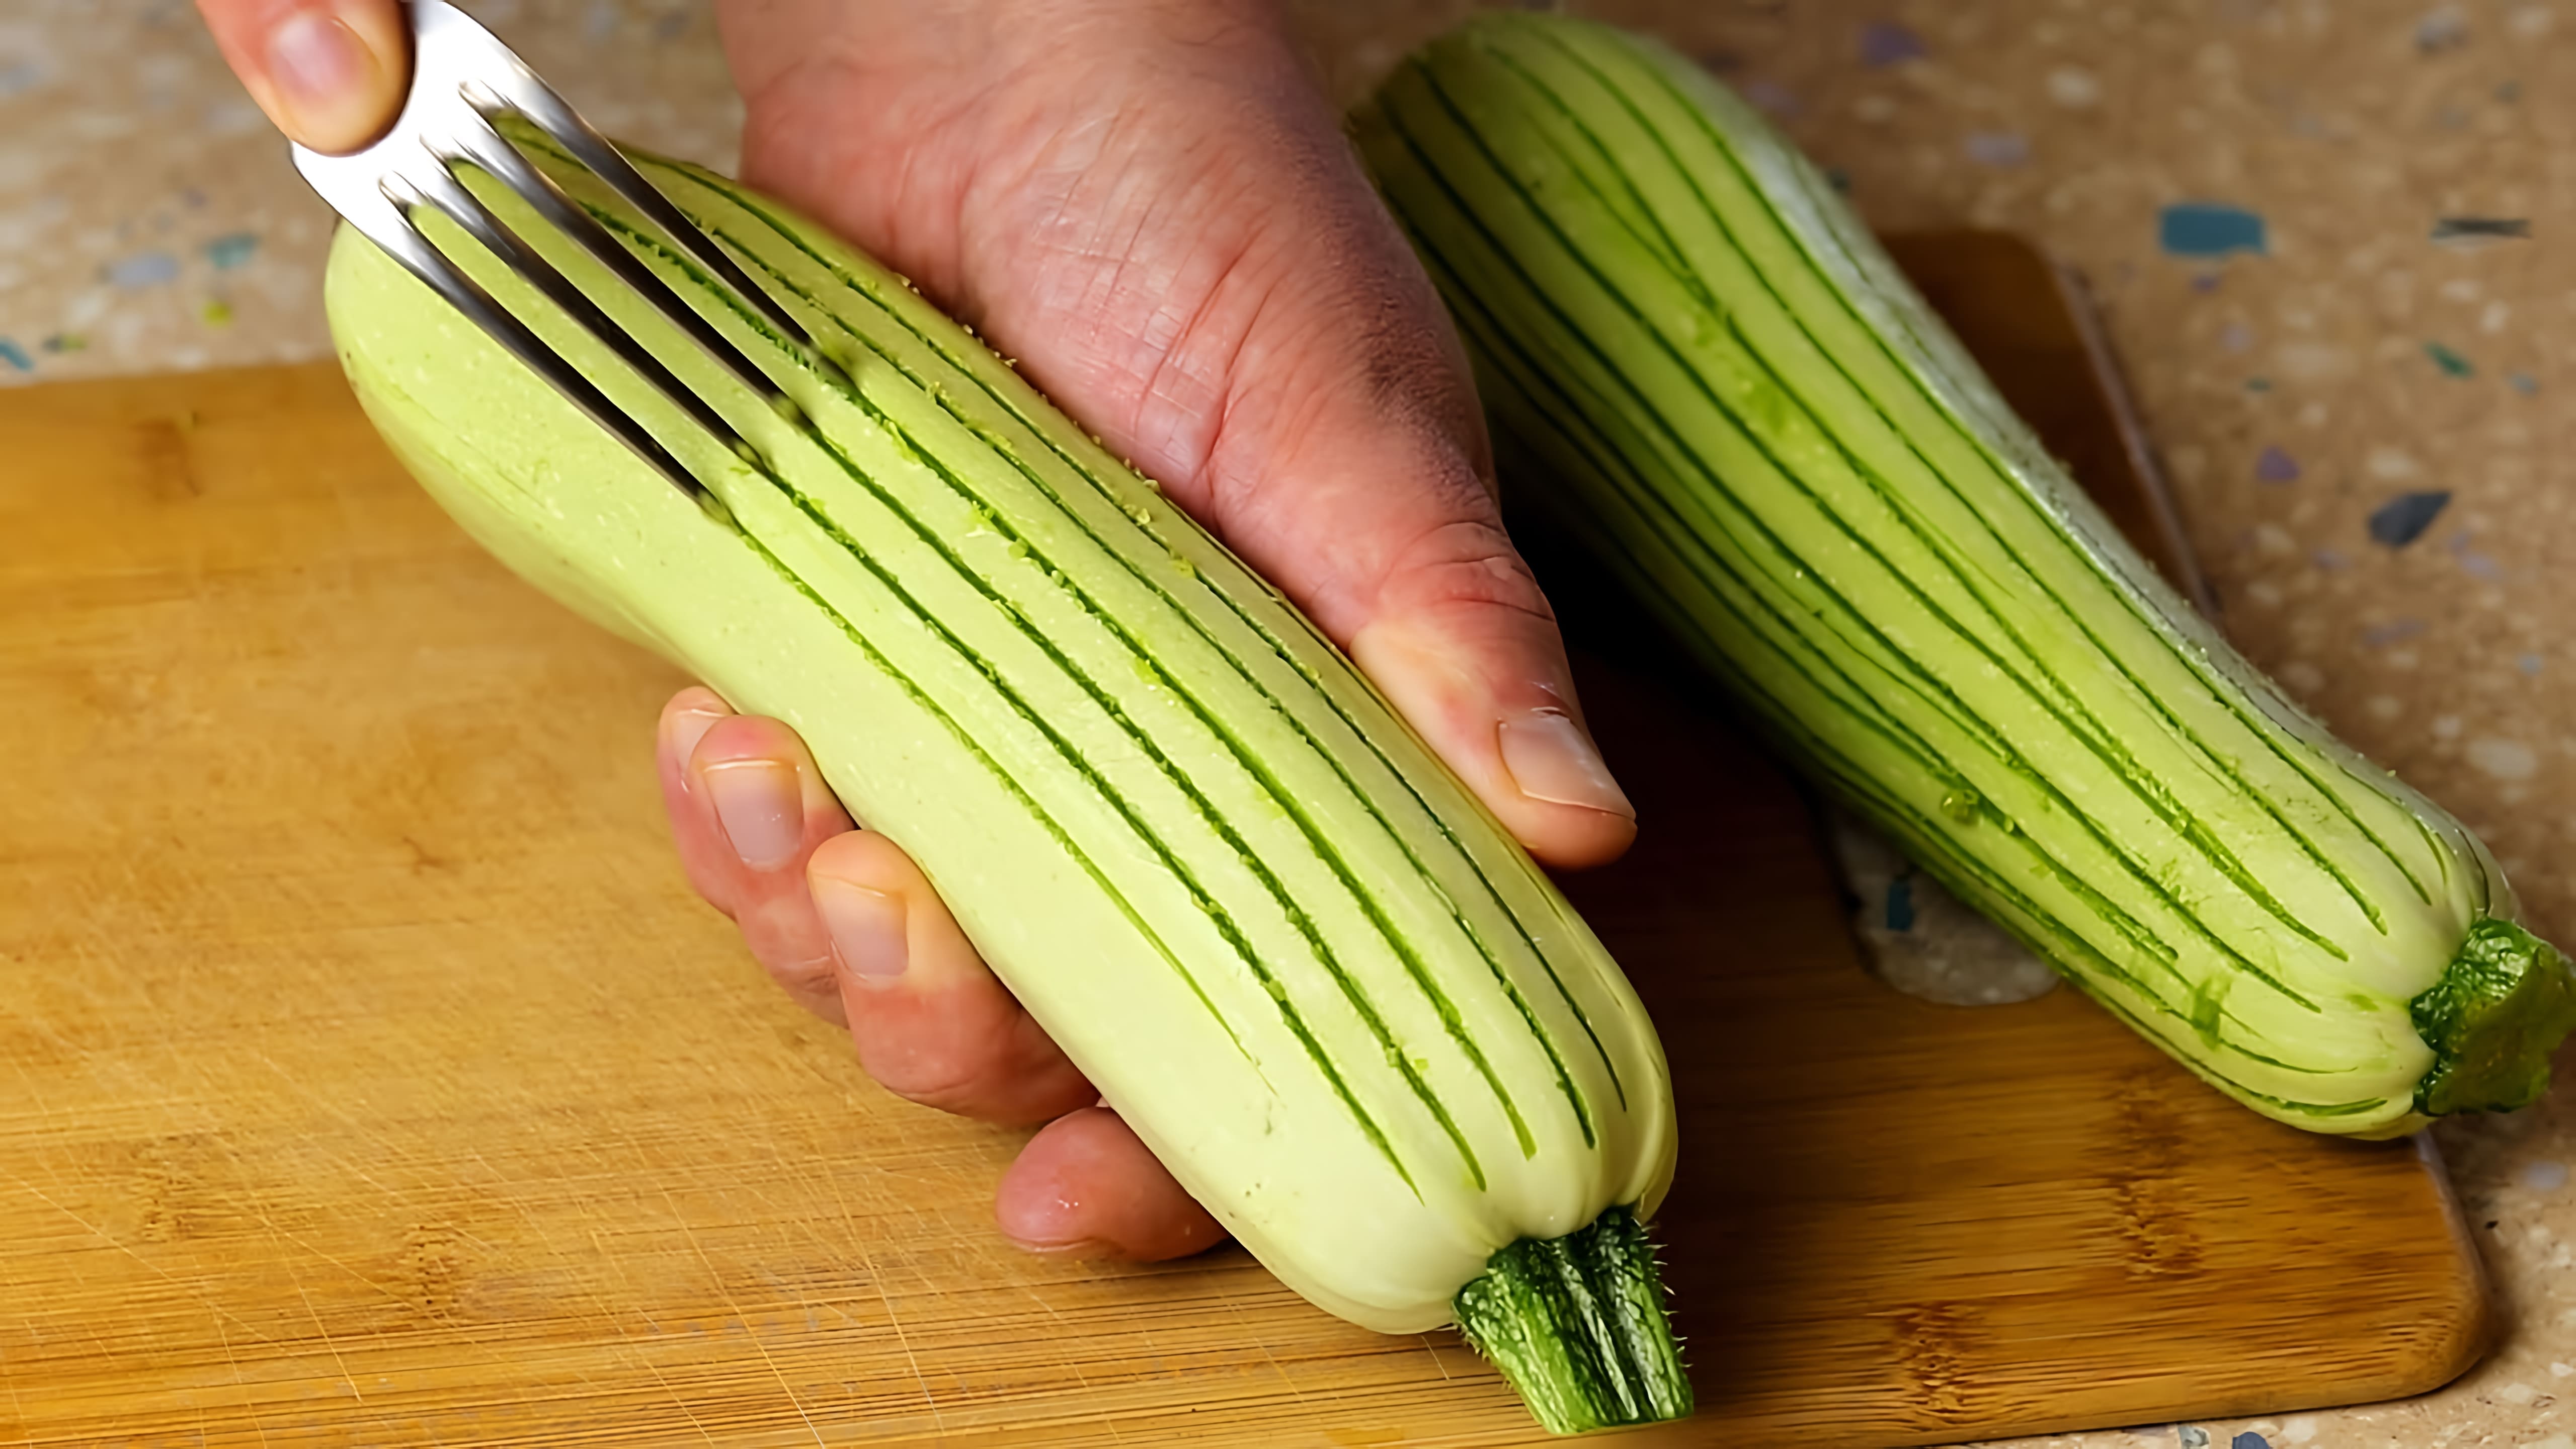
[1453,1204,1693,1434]
[2411,917,2576,1116]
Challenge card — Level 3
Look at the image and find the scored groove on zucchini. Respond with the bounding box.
[601,161,1533,1185]
[1355,12,2576,1138]
[324,117,1684,1431]
[623,147,1620,1154]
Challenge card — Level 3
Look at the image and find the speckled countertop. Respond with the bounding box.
[5,2,2573,1446]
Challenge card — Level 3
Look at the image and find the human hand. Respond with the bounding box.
[190,0,1638,1264]
[680,0,1637,1260]
[193,0,409,153]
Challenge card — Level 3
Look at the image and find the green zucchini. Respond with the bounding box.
[323,129,1686,1432]
[1353,12,2576,1139]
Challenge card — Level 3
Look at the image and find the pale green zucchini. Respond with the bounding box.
[1354,12,2576,1139]
[324,128,1685,1432]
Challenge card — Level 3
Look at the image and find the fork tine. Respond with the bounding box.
[448,116,793,411]
[289,0,791,513]
[404,162,761,488]
[359,198,711,507]
[498,78,821,358]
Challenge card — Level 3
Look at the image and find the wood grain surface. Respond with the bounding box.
[0,236,2489,1446]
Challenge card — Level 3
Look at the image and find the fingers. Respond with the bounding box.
[655,689,1096,1125]
[657,688,859,1023]
[995,1107,1228,1262]
[822,861,1223,1258]
[1161,36,1636,868]
[808,831,1099,1128]
[655,690,1212,1260]
[1340,491,1637,872]
[1207,243,1639,870]
[193,0,410,153]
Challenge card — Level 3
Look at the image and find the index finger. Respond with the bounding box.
[194,0,411,153]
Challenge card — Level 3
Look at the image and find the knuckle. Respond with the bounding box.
[858,1016,1015,1119]
[761,947,838,1003]
[1379,516,1558,628]
[878,1055,995,1118]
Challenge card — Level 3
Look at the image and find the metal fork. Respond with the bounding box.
[291,0,817,504]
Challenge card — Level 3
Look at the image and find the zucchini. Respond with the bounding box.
[1353,12,2576,1139]
[322,130,1686,1432]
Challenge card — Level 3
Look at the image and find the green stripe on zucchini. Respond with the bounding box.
[1355,12,2576,1138]
[323,118,1684,1432]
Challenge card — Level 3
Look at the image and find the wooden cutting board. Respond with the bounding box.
[0,233,2488,1446]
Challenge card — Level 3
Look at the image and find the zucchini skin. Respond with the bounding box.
[1354,12,2576,1138]
[321,129,1682,1377]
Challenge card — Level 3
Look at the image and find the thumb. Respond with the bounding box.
[1321,435,1638,871]
[194,0,410,153]
[1350,560,1636,872]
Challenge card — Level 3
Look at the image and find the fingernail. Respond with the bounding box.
[814,875,908,981]
[703,758,804,870]
[1498,708,1634,820]
[663,704,726,778]
[266,10,390,151]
